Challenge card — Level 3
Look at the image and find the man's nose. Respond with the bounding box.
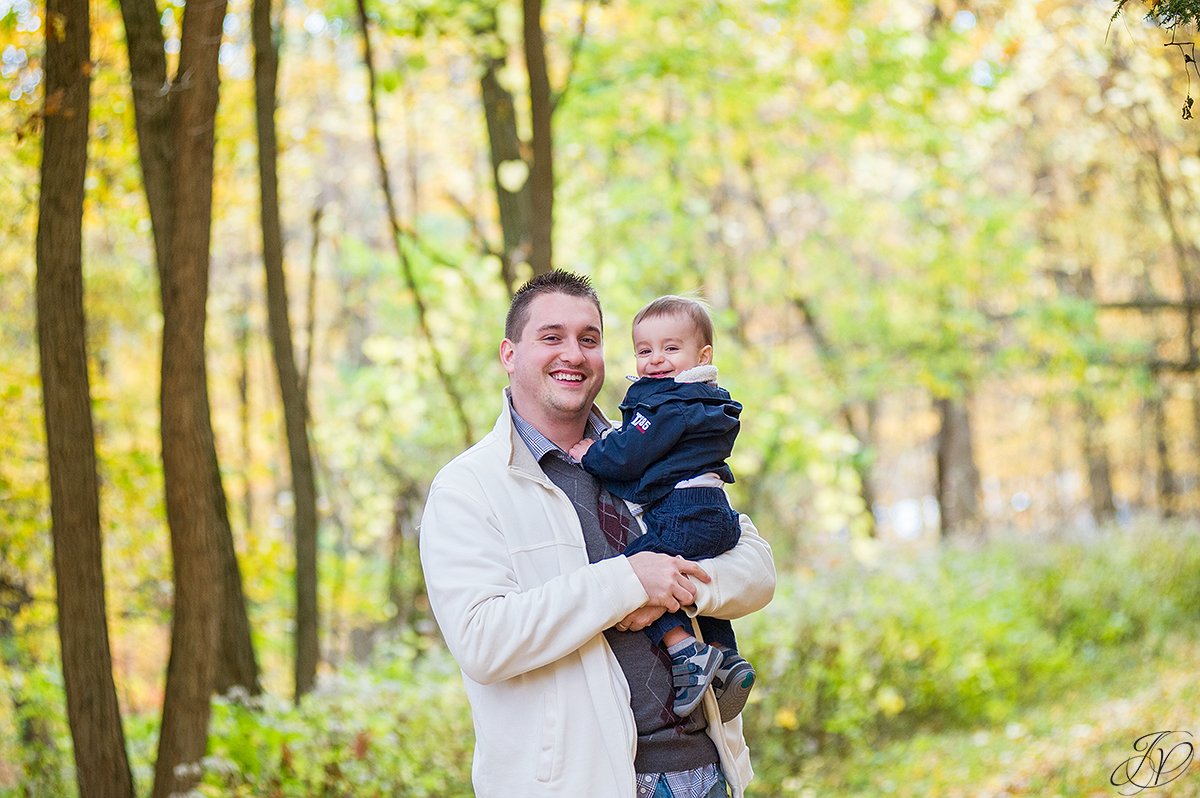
[560,338,585,363]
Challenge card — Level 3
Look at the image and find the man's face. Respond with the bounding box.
[500,292,605,427]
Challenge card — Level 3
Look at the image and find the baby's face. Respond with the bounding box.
[632,314,713,379]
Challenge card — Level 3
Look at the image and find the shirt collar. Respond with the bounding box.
[508,395,608,463]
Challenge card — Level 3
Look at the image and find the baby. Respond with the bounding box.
[569,295,756,720]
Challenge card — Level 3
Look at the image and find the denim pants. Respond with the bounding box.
[623,487,741,650]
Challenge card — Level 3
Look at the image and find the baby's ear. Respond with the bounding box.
[699,344,714,365]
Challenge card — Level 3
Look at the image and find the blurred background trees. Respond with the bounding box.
[3,0,1200,794]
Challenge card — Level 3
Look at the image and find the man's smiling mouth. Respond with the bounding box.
[552,372,585,382]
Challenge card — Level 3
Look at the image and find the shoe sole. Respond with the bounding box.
[715,659,756,722]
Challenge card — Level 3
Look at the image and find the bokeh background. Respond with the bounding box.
[3,0,1200,795]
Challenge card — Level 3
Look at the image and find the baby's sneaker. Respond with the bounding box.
[712,652,756,722]
[670,642,724,717]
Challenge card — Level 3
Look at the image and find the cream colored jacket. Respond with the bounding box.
[419,393,776,797]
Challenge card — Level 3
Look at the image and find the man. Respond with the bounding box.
[419,270,775,797]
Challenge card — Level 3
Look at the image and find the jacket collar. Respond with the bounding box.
[495,388,612,479]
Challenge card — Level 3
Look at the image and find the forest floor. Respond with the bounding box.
[771,636,1200,797]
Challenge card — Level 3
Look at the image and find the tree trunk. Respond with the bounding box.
[150,0,231,792]
[523,0,553,275]
[236,281,254,535]
[1150,389,1177,517]
[119,0,261,706]
[478,28,532,294]
[253,0,321,700]
[211,445,261,696]
[935,396,982,536]
[35,0,136,793]
[1078,396,1116,524]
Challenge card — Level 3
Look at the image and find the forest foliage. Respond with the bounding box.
[3,0,1200,794]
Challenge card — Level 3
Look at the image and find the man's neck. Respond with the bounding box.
[508,396,590,451]
[532,417,588,452]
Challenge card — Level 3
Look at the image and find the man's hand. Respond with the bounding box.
[614,605,666,632]
[627,552,710,612]
[568,438,594,462]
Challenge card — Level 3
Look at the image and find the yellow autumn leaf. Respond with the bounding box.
[774,708,800,730]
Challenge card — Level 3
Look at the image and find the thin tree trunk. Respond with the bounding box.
[742,153,881,529]
[353,0,474,446]
[300,203,322,398]
[523,0,553,275]
[35,0,135,792]
[236,281,254,535]
[253,0,320,701]
[1151,389,1177,517]
[119,0,261,708]
[1078,395,1116,524]
[935,396,982,537]
[151,0,231,791]
[478,20,531,294]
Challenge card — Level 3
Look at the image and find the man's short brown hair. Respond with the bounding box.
[631,295,714,347]
[505,270,603,341]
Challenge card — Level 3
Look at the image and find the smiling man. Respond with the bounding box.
[419,270,776,798]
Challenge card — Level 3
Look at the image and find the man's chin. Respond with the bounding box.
[546,388,597,415]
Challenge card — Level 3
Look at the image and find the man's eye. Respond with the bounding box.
[543,336,561,343]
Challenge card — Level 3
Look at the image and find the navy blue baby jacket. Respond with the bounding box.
[581,372,741,506]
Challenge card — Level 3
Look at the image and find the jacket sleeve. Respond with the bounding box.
[581,403,686,482]
[419,483,649,685]
[687,513,775,621]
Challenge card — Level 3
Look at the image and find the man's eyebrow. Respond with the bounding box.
[534,323,602,335]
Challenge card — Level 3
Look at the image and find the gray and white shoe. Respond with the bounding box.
[670,642,724,717]
[712,652,756,722]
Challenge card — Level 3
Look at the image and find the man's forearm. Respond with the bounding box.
[688,513,775,620]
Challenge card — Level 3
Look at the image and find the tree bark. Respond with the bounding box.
[146,0,231,792]
[119,0,261,706]
[523,0,553,275]
[480,51,532,294]
[935,396,982,536]
[253,0,320,700]
[35,0,136,792]
[474,8,532,295]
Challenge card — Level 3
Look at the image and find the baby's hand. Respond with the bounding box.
[568,438,594,462]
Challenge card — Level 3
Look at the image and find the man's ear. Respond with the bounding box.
[499,339,517,374]
[699,344,713,366]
